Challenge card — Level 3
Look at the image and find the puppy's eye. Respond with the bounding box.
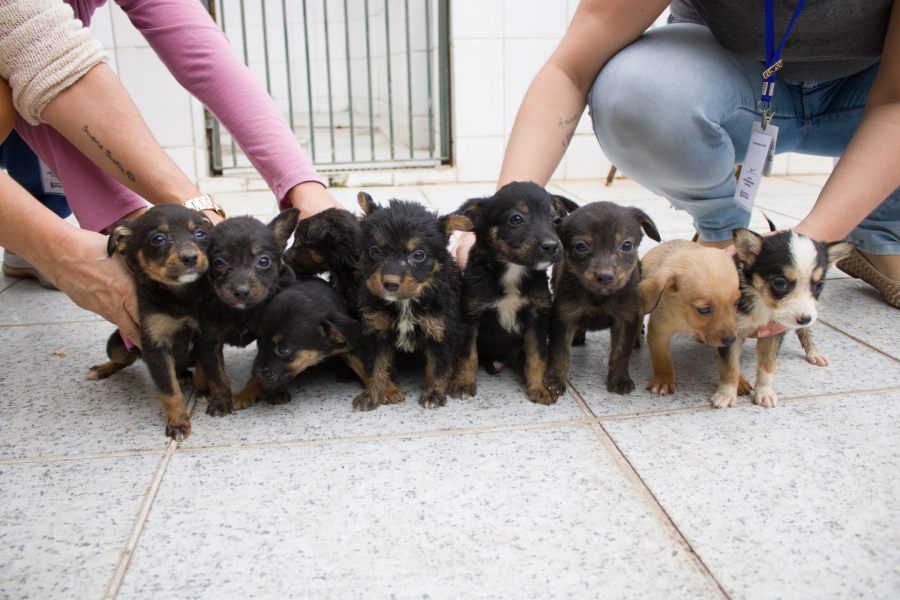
[508,213,525,226]
[368,246,382,259]
[193,230,208,241]
[813,281,825,294]
[620,240,634,253]
[697,306,713,315]
[274,344,292,357]
[150,233,167,247]
[257,255,272,269]
[772,277,788,291]
[574,241,590,254]
[410,249,427,263]
[552,216,562,226]
[212,258,228,272]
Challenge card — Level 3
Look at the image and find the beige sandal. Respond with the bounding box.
[836,249,900,309]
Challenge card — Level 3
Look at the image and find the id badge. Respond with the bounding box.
[733,122,778,212]
[39,160,65,196]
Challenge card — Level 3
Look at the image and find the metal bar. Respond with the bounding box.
[281,0,295,130]
[404,0,413,158]
[425,0,434,157]
[261,0,271,93]
[323,0,337,162]
[364,0,375,160]
[384,0,395,160]
[302,0,316,161]
[342,0,356,161]
[438,0,451,162]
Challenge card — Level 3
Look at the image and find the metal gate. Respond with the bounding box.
[207,0,451,174]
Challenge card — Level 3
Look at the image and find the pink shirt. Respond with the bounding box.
[16,0,324,232]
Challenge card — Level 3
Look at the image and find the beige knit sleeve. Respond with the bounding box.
[0,0,107,126]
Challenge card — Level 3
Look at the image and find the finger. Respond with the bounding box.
[118,315,142,351]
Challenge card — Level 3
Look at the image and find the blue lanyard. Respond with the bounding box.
[760,0,807,107]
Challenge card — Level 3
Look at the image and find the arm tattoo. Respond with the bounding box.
[558,112,579,148]
[82,125,136,182]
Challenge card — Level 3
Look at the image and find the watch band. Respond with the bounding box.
[182,193,226,219]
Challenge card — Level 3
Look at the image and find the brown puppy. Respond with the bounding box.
[638,240,740,395]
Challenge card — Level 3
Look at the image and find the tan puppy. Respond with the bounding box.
[639,240,740,394]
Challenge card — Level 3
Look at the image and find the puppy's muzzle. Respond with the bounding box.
[796,314,813,326]
[540,240,560,262]
[179,251,199,267]
[594,271,615,285]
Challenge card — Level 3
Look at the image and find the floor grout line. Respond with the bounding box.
[0,448,166,466]
[566,380,732,599]
[817,318,900,364]
[0,318,103,328]
[102,396,197,600]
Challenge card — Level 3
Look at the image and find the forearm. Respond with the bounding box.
[39,63,200,205]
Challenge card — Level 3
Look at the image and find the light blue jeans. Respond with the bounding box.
[589,23,899,254]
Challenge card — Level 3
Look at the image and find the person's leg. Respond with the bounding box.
[588,23,806,244]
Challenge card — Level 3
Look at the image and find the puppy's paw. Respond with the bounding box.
[527,384,557,406]
[383,382,406,405]
[233,389,260,411]
[265,389,292,405]
[165,418,191,442]
[647,376,676,395]
[447,377,476,399]
[543,369,567,397]
[419,388,448,409]
[607,372,635,395]
[484,361,506,375]
[709,388,737,409]
[86,362,118,380]
[352,391,381,411]
[804,349,829,367]
[205,395,233,417]
[754,387,778,408]
[737,375,753,396]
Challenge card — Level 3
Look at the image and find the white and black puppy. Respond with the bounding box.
[711,228,853,409]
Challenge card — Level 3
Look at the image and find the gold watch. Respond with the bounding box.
[182,193,226,219]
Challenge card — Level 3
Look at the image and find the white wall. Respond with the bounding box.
[86,0,832,190]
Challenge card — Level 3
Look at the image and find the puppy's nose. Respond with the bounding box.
[180,252,198,267]
[233,285,251,299]
[383,281,400,293]
[721,335,735,347]
[797,314,812,326]
[260,366,277,383]
[540,240,559,256]
[595,271,614,285]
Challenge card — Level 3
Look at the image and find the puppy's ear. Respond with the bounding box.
[732,228,764,267]
[455,197,486,230]
[321,313,360,349]
[638,268,676,315]
[268,208,301,250]
[357,191,378,215]
[439,213,473,241]
[107,223,134,257]
[632,208,661,242]
[553,195,580,216]
[824,240,854,268]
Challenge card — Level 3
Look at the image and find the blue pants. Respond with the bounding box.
[589,23,899,254]
[0,130,70,219]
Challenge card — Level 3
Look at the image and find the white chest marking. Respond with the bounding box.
[493,264,529,334]
[395,299,418,352]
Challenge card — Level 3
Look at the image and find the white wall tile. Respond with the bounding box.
[563,134,612,180]
[452,39,504,137]
[455,136,505,182]
[502,38,558,135]
[165,147,198,183]
[502,0,568,38]
[108,2,149,48]
[452,0,504,39]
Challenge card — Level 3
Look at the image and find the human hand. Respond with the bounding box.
[42,229,142,348]
[451,231,476,271]
[287,181,343,219]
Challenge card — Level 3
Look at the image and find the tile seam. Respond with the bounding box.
[816,318,900,364]
[566,380,732,599]
[0,448,166,466]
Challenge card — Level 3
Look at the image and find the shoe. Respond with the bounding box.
[836,249,900,309]
[2,250,57,290]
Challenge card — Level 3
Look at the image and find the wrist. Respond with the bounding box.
[286,181,340,218]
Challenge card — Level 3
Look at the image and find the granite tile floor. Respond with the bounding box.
[1,175,898,599]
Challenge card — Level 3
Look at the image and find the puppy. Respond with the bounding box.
[711,229,854,409]
[448,181,578,404]
[86,204,211,440]
[241,277,364,406]
[196,209,299,416]
[638,239,740,394]
[546,201,661,396]
[353,192,471,411]
[283,207,361,308]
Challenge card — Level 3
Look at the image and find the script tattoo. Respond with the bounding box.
[82,125,136,182]
[558,112,579,148]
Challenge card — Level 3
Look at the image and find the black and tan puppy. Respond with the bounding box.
[546,201,661,396]
[243,277,364,406]
[196,209,299,416]
[353,192,471,411]
[86,204,211,440]
[448,181,578,404]
[283,207,361,308]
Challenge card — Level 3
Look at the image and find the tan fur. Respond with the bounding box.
[233,377,265,410]
[639,240,739,395]
[524,327,553,405]
[143,314,198,348]
[286,349,326,377]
